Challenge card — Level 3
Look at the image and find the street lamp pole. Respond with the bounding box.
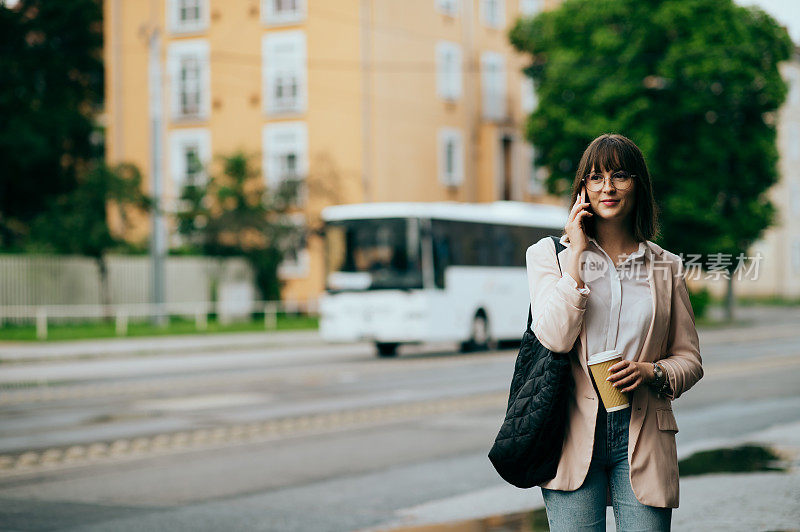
[148,26,167,326]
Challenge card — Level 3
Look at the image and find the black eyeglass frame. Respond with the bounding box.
[583,171,636,191]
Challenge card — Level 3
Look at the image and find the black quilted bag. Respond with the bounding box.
[487,235,577,488]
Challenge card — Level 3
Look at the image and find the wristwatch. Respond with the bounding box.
[651,362,671,397]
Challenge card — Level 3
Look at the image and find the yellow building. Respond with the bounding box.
[103,0,556,303]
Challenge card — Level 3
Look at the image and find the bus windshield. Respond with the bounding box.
[325,218,423,291]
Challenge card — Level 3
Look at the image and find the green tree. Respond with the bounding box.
[28,162,151,309]
[176,151,307,302]
[510,0,793,319]
[0,0,104,249]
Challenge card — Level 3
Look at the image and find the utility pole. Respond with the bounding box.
[360,0,373,202]
[462,0,478,202]
[148,26,167,326]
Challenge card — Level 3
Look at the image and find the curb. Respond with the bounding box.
[0,329,329,364]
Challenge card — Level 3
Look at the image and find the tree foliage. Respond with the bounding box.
[176,151,308,301]
[26,161,150,308]
[28,162,150,258]
[0,0,104,249]
[510,0,793,260]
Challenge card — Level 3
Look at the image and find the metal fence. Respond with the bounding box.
[0,298,320,340]
[0,253,254,308]
[0,253,321,339]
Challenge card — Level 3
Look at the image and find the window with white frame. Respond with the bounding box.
[168,0,208,34]
[262,32,307,115]
[438,127,464,186]
[180,56,201,116]
[168,128,211,206]
[184,145,202,183]
[436,0,459,17]
[167,40,210,121]
[263,122,308,205]
[519,0,543,17]
[520,76,537,113]
[278,213,310,278]
[436,41,462,101]
[481,0,505,28]
[481,52,506,120]
[262,0,306,25]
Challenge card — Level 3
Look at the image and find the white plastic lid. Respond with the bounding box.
[588,349,622,365]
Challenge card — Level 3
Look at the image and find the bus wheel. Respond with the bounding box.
[376,342,399,357]
[463,313,491,352]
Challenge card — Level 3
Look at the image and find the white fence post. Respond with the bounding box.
[0,297,321,338]
[36,307,48,340]
[195,309,208,331]
[264,302,277,330]
[115,309,128,336]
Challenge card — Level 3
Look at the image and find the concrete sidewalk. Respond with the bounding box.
[0,329,328,363]
[359,468,800,531]
[359,421,800,532]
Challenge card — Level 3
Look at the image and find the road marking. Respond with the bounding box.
[0,391,509,479]
[133,393,270,411]
[1,352,798,478]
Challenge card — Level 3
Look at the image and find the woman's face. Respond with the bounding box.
[585,165,636,224]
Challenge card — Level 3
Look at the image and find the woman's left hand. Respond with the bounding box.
[605,360,651,393]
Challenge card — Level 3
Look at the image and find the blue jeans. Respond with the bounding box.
[541,404,672,531]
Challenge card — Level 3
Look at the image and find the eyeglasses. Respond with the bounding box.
[584,171,635,192]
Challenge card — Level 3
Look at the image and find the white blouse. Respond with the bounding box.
[530,234,653,363]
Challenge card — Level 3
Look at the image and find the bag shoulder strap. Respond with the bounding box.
[526,235,565,331]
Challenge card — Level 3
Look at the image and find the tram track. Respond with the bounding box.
[0,390,508,479]
[1,347,798,479]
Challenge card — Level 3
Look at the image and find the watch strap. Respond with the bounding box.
[651,361,665,386]
[653,362,671,397]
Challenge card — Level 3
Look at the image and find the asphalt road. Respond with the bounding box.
[1,312,799,531]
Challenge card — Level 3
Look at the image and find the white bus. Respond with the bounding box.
[319,201,569,357]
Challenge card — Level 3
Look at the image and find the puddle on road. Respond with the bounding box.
[376,444,794,532]
[380,507,550,532]
[678,443,792,476]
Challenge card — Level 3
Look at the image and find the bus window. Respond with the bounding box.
[493,224,515,267]
[431,219,492,287]
[495,224,552,267]
[431,219,557,287]
[325,218,423,291]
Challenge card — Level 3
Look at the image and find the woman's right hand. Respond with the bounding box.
[565,184,592,252]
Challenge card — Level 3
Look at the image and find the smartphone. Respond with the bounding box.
[581,184,592,213]
[581,184,594,230]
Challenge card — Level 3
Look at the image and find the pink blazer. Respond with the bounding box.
[526,236,704,508]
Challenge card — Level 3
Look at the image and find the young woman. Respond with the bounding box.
[525,133,704,531]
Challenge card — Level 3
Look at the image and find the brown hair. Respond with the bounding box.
[568,133,660,243]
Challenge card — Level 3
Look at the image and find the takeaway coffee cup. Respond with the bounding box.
[588,349,631,412]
